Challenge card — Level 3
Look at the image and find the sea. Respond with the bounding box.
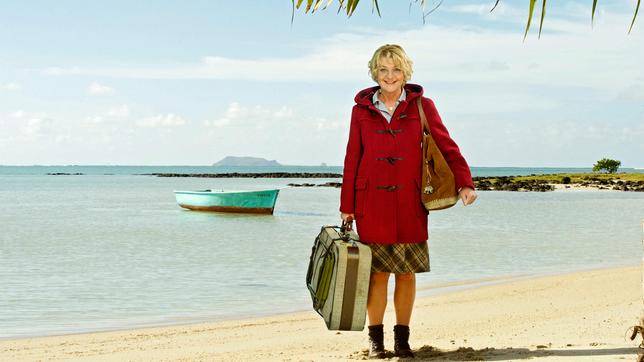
[1,166,643,339]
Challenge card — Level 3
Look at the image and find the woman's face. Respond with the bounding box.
[376,56,404,94]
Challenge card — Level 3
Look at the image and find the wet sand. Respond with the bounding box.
[1,266,642,361]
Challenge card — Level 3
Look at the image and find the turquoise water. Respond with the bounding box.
[0,167,643,339]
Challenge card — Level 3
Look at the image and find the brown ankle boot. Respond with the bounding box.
[393,325,414,358]
[367,324,386,359]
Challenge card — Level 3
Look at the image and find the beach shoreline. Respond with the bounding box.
[2,263,636,342]
[2,265,642,361]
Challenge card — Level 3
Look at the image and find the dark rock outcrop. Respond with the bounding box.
[147,172,343,178]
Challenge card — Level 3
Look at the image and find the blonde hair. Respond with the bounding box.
[368,44,414,83]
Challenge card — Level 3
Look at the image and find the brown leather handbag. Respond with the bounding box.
[416,97,458,210]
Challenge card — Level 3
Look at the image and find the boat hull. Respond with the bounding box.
[178,204,275,214]
[174,189,279,214]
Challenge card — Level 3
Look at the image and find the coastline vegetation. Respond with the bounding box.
[592,158,621,174]
[474,173,644,192]
[47,171,644,191]
[511,173,644,183]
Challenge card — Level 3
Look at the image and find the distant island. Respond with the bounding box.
[213,156,281,167]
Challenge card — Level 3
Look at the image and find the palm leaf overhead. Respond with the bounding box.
[291,0,639,38]
[490,0,501,12]
[538,0,547,39]
[524,0,537,41]
[591,0,598,26]
[629,0,641,34]
[372,0,380,16]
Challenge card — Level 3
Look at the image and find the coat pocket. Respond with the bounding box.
[354,177,368,217]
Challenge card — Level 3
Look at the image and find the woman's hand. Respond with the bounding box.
[458,187,477,206]
[341,212,355,223]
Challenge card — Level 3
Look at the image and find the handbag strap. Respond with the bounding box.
[416,97,431,136]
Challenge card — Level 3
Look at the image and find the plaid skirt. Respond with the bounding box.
[367,241,430,274]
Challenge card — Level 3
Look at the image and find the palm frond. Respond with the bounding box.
[372,0,381,16]
[422,0,443,24]
[490,0,501,12]
[629,0,640,34]
[322,0,334,10]
[290,0,639,38]
[336,0,346,14]
[523,0,537,42]
[305,0,314,13]
[312,0,325,13]
[538,0,547,39]
[591,0,597,27]
[347,0,360,16]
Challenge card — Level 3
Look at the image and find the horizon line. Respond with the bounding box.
[0,164,642,169]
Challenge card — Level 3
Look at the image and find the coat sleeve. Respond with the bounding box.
[424,98,475,191]
[339,106,362,213]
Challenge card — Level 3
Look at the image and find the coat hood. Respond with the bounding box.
[354,83,424,107]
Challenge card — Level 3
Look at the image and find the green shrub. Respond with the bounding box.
[592,158,621,174]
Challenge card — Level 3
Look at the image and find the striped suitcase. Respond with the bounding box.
[306,223,372,331]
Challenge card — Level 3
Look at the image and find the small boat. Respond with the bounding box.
[174,189,280,214]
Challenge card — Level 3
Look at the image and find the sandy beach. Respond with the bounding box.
[1,266,642,361]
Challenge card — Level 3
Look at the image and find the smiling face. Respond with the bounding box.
[376,56,405,95]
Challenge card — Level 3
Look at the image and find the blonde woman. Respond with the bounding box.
[340,44,477,358]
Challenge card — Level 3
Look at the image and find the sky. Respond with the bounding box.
[0,0,642,167]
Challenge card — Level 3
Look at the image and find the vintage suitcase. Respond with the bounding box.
[306,221,372,331]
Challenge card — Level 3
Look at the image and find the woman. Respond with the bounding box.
[340,44,477,358]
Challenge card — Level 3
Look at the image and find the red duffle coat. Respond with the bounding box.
[339,83,474,244]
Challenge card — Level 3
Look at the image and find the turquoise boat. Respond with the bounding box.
[174,189,280,214]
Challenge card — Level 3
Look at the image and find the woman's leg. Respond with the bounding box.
[367,272,390,325]
[393,273,416,325]
[367,272,389,358]
[393,273,416,357]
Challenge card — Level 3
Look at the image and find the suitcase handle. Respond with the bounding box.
[340,216,354,233]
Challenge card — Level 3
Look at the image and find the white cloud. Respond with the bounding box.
[46,66,81,76]
[1,111,55,139]
[616,84,644,101]
[1,82,21,91]
[452,116,644,167]
[136,113,187,128]
[106,105,131,118]
[272,107,295,119]
[84,105,131,126]
[10,110,26,118]
[316,118,341,130]
[9,3,643,166]
[23,118,46,136]
[203,103,297,129]
[442,2,525,18]
[41,11,643,100]
[203,118,231,128]
[85,115,104,124]
[87,81,114,95]
[198,101,348,165]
